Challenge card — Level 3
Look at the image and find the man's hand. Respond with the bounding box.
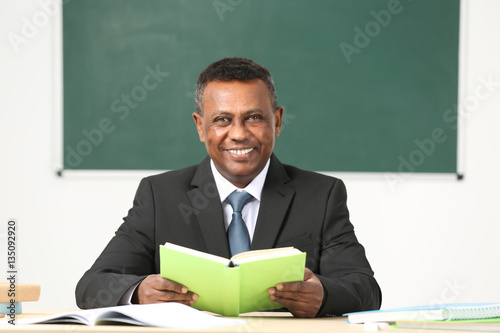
[133,274,198,306]
[268,268,323,318]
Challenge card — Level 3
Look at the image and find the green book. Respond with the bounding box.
[159,242,306,316]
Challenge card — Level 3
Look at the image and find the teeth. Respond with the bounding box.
[228,148,253,155]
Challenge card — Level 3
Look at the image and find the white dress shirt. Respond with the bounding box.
[210,159,270,242]
[120,158,271,304]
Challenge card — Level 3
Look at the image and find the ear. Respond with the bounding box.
[273,106,284,137]
[192,112,206,143]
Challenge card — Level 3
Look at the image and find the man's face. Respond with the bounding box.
[193,79,283,188]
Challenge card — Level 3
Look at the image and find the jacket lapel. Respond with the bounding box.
[188,157,231,258]
[251,155,295,251]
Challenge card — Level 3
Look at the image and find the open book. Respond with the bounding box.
[160,242,306,316]
[10,303,245,329]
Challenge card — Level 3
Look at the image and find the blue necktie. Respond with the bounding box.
[227,190,253,256]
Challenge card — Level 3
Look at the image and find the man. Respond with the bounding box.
[76,57,381,317]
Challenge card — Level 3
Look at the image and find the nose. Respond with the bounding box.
[228,119,249,141]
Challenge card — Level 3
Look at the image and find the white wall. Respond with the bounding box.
[1,0,499,310]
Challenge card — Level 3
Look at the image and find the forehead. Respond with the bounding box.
[202,79,273,112]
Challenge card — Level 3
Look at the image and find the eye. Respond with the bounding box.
[214,117,229,123]
[248,114,263,121]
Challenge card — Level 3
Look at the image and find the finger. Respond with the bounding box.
[157,290,198,302]
[270,291,321,318]
[276,269,320,293]
[139,287,197,305]
[270,293,307,308]
[272,289,308,302]
[276,281,312,293]
[145,298,197,306]
[149,275,189,294]
[269,273,323,318]
[269,294,313,318]
[137,275,197,304]
[269,287,307,303]
[303,267,315,280]
[174,299,198,306]
[156,279,188,294]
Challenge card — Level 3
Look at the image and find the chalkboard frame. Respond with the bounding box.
[62,0,460,174]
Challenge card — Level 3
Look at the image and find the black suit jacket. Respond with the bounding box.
[76,155,381,316]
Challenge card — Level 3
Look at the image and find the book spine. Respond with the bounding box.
[222,264,240,316]
[0,283,41,303]
[0,302,22,314]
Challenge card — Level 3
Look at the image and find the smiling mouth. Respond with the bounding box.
[227,148,254,155]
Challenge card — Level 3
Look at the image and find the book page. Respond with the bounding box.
[232,247,300,263]
[8,303,245,329]
[94,303,245,329]
[8,308,99,325]
[163,242,229,264]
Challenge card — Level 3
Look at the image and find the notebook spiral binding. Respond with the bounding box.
[446,304,500,320]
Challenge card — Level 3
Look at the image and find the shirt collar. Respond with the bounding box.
[210,158,270,203]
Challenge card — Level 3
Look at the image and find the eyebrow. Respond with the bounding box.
[213,108,265,116]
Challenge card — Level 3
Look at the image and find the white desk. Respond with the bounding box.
[2,309,477,333]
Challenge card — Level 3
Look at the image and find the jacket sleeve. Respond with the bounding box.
[75,178,157,309]
[314,179,382,317]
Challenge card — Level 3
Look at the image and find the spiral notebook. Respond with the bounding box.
[344,303,500,324]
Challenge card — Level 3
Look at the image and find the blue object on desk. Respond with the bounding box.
[0,302,22,314]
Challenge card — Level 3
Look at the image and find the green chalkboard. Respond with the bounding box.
[63,0,459,173]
